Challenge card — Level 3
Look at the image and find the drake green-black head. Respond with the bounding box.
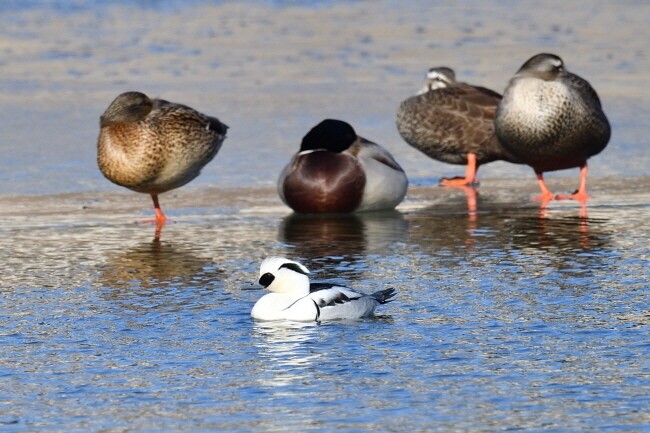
[299,119,357,153]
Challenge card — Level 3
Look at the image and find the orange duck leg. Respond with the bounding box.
[151,194,168,225]
[440,153,479,187]
[556,163,591,202]
[533,171,556,202]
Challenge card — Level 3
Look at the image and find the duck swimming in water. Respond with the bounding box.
[278,119,408,213]
[251,257,396,322]
[97,91,228,225]
[396,67,520,186]
[494,53,611,201]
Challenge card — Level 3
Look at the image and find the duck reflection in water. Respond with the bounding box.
[153,222,164,242]
[446,184,479,220]
[407,202,608,257]
[98,239,221,311]
[252,321,322,389]
[278,211,408,278]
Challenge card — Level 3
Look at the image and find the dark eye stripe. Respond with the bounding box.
[279,263,308,275]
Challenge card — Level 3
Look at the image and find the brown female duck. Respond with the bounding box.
[396,67,519,186]
[97,91,228,225]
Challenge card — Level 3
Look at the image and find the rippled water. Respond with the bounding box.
[1,191,648,431]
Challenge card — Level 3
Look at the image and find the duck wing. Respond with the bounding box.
[152,98,228,135]
[309,284,363,307]
[351,137,405,172]
[304,283,398,320]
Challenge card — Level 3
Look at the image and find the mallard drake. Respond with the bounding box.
[278,119,408,213]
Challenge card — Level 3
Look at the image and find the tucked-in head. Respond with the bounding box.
[100,91,154,127]
[299,119,357,153]
[516,53,564,76]
[417,66,456,94]
[258,257,310,293]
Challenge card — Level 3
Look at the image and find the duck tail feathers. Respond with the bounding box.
[371,288,396,304]
[208,116,229,135]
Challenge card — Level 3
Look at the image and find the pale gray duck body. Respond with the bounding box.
[494,53,610,198]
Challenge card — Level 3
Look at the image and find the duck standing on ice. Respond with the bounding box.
[97,91,228,226]
[251,257,396,322]
[396,67,520,186]
[494,53,610,201]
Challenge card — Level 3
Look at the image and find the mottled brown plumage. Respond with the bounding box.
[494,53,611,201]
[396,67,519,185]
[97,91,228,223]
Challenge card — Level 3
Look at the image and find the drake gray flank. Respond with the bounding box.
[396,67,521,186]
[494,53,611,201]
[278,119,408,213]
[97,91,228,225]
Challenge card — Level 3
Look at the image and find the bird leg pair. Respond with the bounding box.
[535,163,591,203]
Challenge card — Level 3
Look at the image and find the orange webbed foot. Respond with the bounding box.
[532,191,557,203]
[137,215,167,240]
[138,215,168,225]
[556,190,591,201]
[534,193,554,212]
[440,176,479,187]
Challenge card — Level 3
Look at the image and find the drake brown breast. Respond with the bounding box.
[281,151,366,214]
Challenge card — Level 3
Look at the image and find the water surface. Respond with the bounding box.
[1,187,648,431]
[1,0,649,431]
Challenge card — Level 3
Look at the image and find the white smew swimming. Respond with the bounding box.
[251,257,396,321]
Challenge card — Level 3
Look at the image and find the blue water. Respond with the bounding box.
[1,201,648,431]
